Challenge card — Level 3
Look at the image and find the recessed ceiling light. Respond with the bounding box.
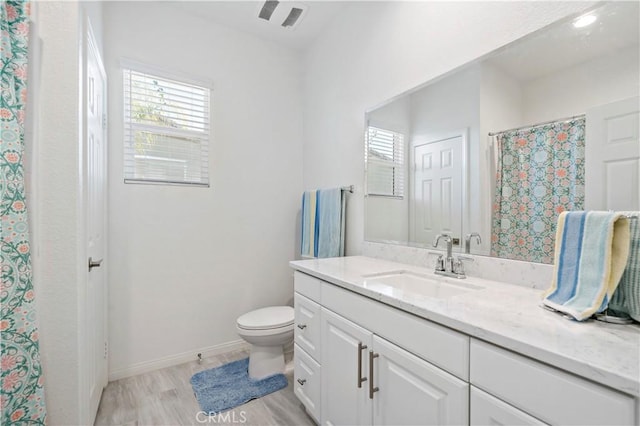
[573,14,597,28]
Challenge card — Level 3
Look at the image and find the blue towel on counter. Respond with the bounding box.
[317,188,342,258]
[542,211,631,321]
[609,212,640,322]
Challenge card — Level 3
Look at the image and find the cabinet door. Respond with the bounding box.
[371,336,469,426]
[470,386,547,426]
[321,308,373,426]
[295,292,322,361]
[294,344,321,423]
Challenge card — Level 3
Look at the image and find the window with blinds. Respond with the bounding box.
[365,126,405,198]
[123,65,210,186]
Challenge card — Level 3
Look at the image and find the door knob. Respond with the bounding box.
[88,257,103,271]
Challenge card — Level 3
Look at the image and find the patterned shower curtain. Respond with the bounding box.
[1,1,47,424]
[490,117,586,264]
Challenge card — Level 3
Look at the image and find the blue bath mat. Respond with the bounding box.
[190,358,288,414]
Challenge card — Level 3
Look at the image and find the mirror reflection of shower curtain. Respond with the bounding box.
[490,117,586,264]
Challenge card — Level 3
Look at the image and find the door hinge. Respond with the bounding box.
[102,114,107,129]
[104,341,108,359]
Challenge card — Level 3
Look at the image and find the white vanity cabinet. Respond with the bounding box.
[321,308,372,425]
[371,335,468,426]
[321,308,468,426]
[293,292,322,423]
[294,271,469,425]
[291,261,639,426]
[470,339,636,426]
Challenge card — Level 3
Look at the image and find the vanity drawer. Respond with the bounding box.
[470,339,635,425]
[294,343,321,423]
[294,271,322,302]
[470,386,547,425]
[294,292,322,361]
[321,282,469,380]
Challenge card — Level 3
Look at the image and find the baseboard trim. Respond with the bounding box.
[108,339,250,381]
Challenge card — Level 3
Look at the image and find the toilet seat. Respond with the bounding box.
[237,306,294,330]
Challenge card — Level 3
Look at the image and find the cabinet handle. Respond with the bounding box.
[297,378,306,386]
[369,350,379,399]
[357,342,368,388]
[88,257,103,271]
[297,324,307,330]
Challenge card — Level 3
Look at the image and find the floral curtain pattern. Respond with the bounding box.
[1,1,47,424]
[490,118,586,264]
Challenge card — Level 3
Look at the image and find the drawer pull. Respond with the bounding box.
[297,378,307,386]
[369,351,379,399]
[357,342,368,388]
[297,324,307,330]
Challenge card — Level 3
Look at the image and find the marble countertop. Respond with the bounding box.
[290,256,640,397]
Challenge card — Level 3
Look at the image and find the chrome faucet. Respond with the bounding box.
[433,234,453,259]
[464,232,482,254]
[433,233,472,279]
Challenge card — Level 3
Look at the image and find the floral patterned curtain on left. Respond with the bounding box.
[1,1,47,424]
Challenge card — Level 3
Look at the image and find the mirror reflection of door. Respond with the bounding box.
[585,96,640,211]
[411,133,465,247]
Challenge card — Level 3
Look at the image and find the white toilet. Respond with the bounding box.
[236,306,294,379]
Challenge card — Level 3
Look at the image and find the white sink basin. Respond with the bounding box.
[362,270,484,299]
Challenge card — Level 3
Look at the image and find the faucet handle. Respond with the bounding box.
[465,232,482,243]
[435,255,445,272]
[453,256,474,275]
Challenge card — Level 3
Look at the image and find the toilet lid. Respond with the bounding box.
[237,306,294,330]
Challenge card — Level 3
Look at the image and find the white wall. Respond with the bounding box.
[103,2,303,378]
[522,45,640,123]
[28,1,81,424]
[302,1,596,255]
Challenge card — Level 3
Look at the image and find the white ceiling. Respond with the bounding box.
[164,1,350,50]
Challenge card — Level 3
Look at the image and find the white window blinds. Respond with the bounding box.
[123,66,210,186]
[365,126,405,198]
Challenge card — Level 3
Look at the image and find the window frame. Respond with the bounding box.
[122,59,212,187]
[365,125,406,199]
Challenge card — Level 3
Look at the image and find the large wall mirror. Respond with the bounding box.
[364,2,639,264]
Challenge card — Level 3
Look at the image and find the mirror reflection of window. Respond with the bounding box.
[365,126,405,198]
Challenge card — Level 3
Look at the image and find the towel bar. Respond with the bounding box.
[610,211,638,220]
[595,311,634,324]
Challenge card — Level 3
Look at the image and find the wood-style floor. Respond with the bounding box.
[94,349,315,426]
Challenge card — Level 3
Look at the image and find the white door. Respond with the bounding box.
[585,96,640,210]
[371,336,468,426]
[321,308,373,426]
[411,135,464,247]
[85,21,108,422]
